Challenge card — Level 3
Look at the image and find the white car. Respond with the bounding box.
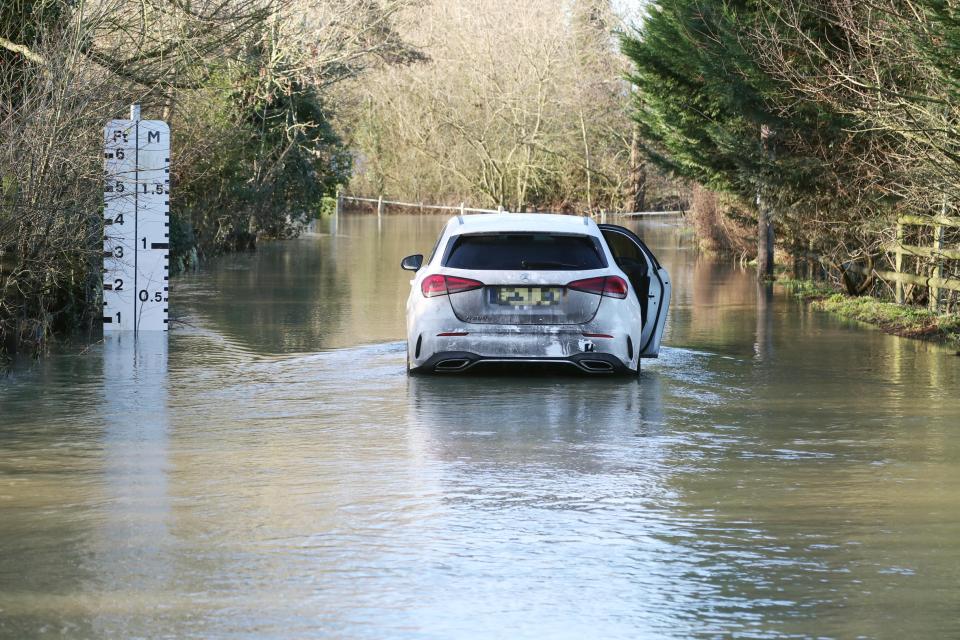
[401,213,670,374]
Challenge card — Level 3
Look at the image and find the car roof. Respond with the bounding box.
[447,213,599,236]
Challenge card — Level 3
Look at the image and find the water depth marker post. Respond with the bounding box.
[103,104,170,333]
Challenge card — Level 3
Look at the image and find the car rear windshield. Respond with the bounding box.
[443,233,607,270]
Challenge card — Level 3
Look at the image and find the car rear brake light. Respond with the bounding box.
[421,275,448,297]
[446,276,485,295]
[567,277,605,295]
[421,275,485,297]
[437,332,469,337]
[602,276,629,298]
[567,276,628,299]
[582,332,614,338]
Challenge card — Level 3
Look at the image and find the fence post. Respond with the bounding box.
[460,202,465,216]
[600,209,607,224]
[335,188,342,217]
[377,194,383,219]
[930,201,946,312]
[497,204,504,213]
[895,220,905,304]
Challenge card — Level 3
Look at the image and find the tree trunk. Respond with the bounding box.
[757,125,775,280]
[162,93,175,123]
[757,203,775,279]
[627,126,646,212]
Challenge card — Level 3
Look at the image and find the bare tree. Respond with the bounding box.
[749,0,960,294]
[1,0,421,355]
[338,0,680,212]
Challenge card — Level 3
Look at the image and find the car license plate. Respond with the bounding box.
[492,286,563,306]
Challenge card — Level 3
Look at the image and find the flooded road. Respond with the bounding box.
[2,214,959,639]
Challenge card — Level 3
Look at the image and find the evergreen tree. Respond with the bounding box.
[621,0,895,282]
[621,0,786,277]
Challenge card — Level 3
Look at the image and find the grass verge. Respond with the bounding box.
[778,279,960,349]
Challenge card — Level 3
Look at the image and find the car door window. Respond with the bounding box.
[599,224,670,358]
[602,229,651,319]
[604,232,648,273]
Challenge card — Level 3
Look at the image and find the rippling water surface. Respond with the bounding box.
[2,214,959,639]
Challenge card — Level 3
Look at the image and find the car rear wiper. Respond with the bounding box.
[520,260,580,269]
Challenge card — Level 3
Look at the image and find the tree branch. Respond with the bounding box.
[0,37,47,65]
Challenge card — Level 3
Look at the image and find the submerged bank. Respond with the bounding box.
[780,279,960,349]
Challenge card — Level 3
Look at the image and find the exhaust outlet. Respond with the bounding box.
[434,358,471,372]
[579,359,614,372]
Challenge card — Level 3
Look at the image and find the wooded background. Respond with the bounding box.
[3,0,959,357]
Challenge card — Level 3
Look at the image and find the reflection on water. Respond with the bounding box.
[1,213,959,638]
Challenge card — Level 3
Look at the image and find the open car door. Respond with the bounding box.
[598,224,671,358]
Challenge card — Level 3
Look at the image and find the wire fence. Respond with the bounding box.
[336,193,686,220]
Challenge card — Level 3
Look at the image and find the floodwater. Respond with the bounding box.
[1,213,959,639]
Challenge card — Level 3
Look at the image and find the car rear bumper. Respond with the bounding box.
[407,298,641,373]
[410,351,631,375]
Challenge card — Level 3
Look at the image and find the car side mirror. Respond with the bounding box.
[401,254,424,271]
